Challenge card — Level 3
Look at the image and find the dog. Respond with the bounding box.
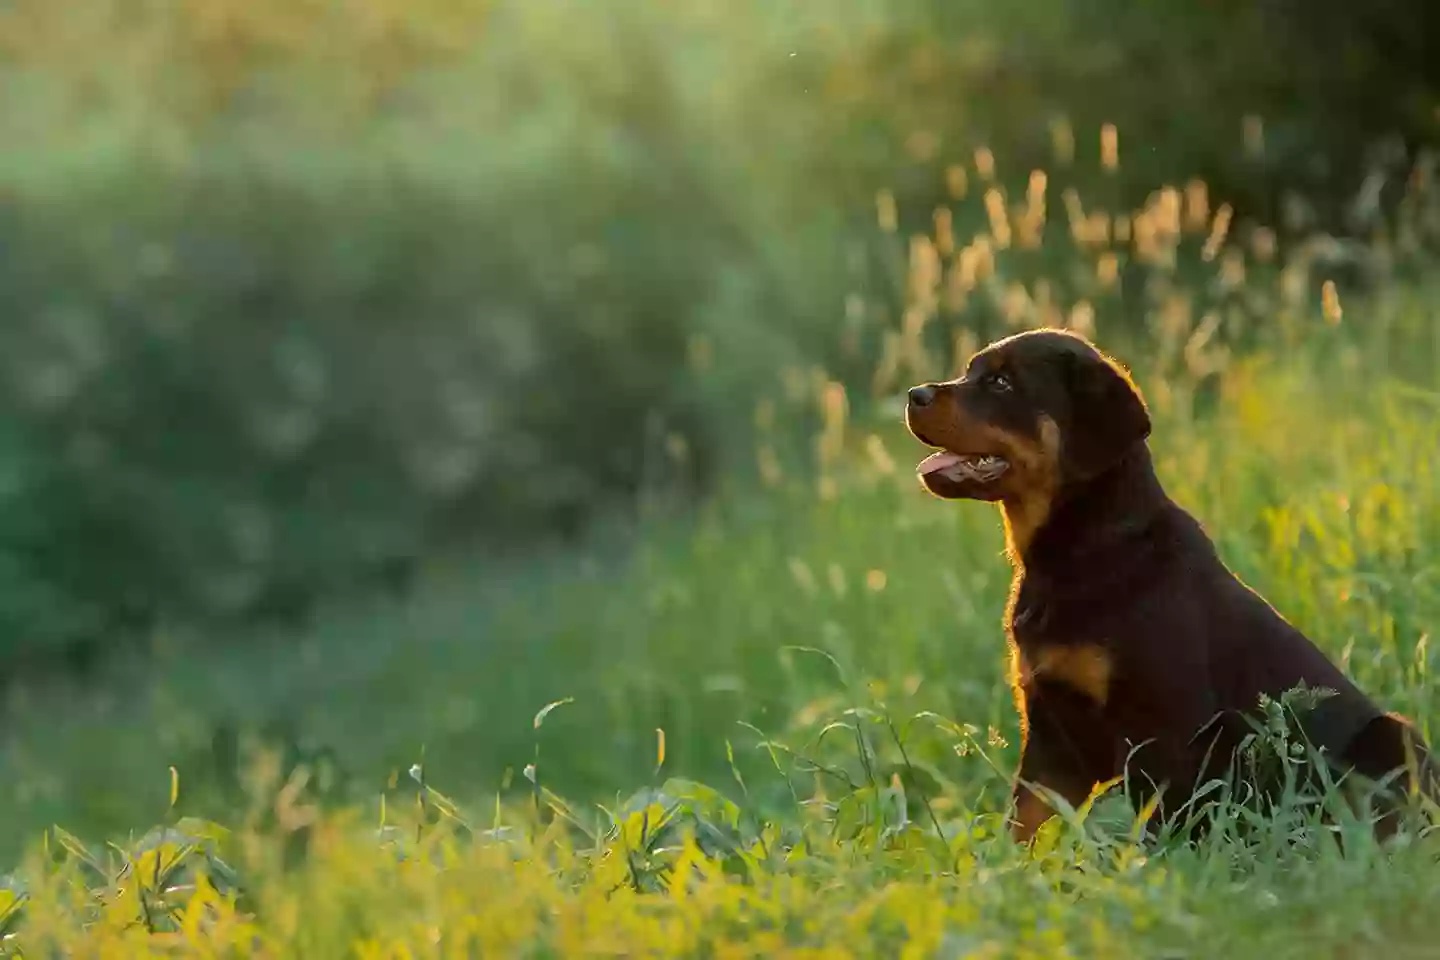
[904,327,1436,843]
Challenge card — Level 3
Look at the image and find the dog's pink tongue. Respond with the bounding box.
[918,451,965,477]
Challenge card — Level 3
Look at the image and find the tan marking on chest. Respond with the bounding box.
[1019,643,1113,705]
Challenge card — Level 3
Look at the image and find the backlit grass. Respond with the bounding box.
[5,309,1440,954]
[5,134,1440,953]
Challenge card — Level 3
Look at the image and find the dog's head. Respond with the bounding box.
[904,328,1150,504]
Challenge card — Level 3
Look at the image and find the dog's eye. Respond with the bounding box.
[985,372,1013,393]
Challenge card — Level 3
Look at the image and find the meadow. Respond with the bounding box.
[5,145,1440,954]
[4,1,1440,954]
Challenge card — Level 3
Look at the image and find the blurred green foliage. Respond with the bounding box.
[0,0,1437,673]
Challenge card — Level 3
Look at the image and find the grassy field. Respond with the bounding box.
[5,287,1440,952]
[5,101,1440,949]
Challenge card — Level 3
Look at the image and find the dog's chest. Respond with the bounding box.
[1009,582,1115,708]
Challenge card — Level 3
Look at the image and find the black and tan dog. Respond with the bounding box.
[905,327,1436,843]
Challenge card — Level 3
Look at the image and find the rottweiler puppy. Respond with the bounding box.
[905,327,1436,842]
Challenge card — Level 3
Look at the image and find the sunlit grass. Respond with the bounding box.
[7,299,1440,952]
[4,100,1440,952]
[8,760,1440,956]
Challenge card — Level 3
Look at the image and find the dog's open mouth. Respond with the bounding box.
[917,451,1010,484]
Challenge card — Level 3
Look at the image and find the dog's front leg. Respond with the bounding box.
[1008,682,1115,843]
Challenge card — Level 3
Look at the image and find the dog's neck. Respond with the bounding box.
[1008,444,1171,582]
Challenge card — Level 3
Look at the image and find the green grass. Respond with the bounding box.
[4,64,1440,943]
[0,0,1438,952]
[4,304,1440,952]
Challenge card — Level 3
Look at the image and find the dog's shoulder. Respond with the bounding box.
[1009,497,1215,638]
[1006,496,1227,710]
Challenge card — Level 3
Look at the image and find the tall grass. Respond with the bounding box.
[5,123,1440,951]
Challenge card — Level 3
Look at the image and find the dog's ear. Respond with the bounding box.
[1060,347,1151,480]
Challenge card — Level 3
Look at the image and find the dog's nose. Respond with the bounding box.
[908,384,938,408]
